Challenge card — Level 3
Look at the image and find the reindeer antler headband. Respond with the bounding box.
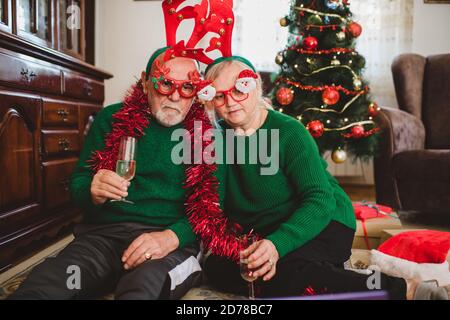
[162,0,234,64]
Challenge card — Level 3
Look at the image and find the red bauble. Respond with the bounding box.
[351,125,365,138]
[276,87,294,106]
[347,22,362,38]
[303,36,319,51]
[322,88,340,105]
[369,102,379,117]
[307,120,325,138]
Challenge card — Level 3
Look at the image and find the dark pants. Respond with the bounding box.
[204,221,407,300]
[9,223,201,300]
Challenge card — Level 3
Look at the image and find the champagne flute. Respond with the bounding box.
[239,234,258,300]
[111,136,136,204]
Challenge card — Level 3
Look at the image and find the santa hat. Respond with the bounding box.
[196,80,216,102]
[370,230,450,286]
[235,70,258,94]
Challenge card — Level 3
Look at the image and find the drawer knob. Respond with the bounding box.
[84,83,93,97]
[59,179,70,192]
[20,68,37,83]
[58,138,71,151]
[57,108,70,122]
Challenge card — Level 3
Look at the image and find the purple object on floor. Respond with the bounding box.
[267,291,389,300]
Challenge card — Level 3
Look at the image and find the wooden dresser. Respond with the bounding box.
[0,0,112,272]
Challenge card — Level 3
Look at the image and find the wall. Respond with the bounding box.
[96,0,166,106]
[412,0,450,56]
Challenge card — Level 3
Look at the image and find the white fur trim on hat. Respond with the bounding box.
[370,249,450,286]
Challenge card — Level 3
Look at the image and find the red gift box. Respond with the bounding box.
[352,202,402,250]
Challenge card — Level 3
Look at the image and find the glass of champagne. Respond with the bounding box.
[111,136,136,204]
[239,234,258,300]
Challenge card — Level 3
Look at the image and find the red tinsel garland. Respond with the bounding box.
[89,81,256,262]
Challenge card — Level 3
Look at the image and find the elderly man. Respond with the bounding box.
[10,48,224,300]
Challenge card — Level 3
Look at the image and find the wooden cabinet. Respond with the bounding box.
[0,0,112,272]
[16,0,54,48]
[0,0,12,33]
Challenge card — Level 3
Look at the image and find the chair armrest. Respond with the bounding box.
[377,106,425,156]
[374,107,425,209]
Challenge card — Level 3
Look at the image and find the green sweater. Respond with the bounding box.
[70,103,226,249]
[224,109,356,258]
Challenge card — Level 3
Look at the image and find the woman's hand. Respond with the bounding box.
[241,239,279,282]
[91,169,130,205]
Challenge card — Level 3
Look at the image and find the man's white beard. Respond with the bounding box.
[154,107,184,127]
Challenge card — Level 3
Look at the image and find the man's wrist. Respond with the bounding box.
[164,229,180,250]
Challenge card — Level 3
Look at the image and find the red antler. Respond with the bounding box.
[162,0,235,64]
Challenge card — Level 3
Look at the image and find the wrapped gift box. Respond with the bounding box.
[352,215,402,250]
[379,229,426,246]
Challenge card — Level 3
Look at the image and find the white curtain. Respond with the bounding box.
[342,0,414,108]
[232,0,291,72]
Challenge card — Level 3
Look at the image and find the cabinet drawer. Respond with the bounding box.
[42,130,80,157]
[64,72,104,102]
[43,101,79,127]
[0,51,62,95]
[42,159,78,210]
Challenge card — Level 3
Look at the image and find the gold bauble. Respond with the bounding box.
[332,149,348,164]
[280,17,289,27]
[275,53,284,65]
[353,78,362,90]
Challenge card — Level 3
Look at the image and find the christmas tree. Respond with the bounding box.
[271,0,380,163]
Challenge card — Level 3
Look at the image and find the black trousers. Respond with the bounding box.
[9,223,201,300]
[204,221,407,300]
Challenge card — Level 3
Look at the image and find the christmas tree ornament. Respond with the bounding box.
[276,87,295,106]
[306,14,323,25]
[369,102,380,117]
[275,52,284,65]
[302,36,319,50]
[325,0,343,10]
[306,120,325,138]
[350,125,365,138]
[353,77,362,90]
[280,16,290,27]
[331,56,341,66]
[306,57,316,65]
[322,87,340,105]
[332,148,347,164]
[354,55,366,68]
[347,21,363,38]
[336,31,346,42]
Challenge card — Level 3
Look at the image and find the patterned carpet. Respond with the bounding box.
[1,237,448,300]
[0,235,249,300]
[0,237,374,300]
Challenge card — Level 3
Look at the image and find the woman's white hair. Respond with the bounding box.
[204,60,272,128]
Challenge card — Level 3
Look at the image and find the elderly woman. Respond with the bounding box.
[201,56,447,300]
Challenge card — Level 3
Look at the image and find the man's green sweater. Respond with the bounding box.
[224,109,356,258]
[70,103,226,248]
